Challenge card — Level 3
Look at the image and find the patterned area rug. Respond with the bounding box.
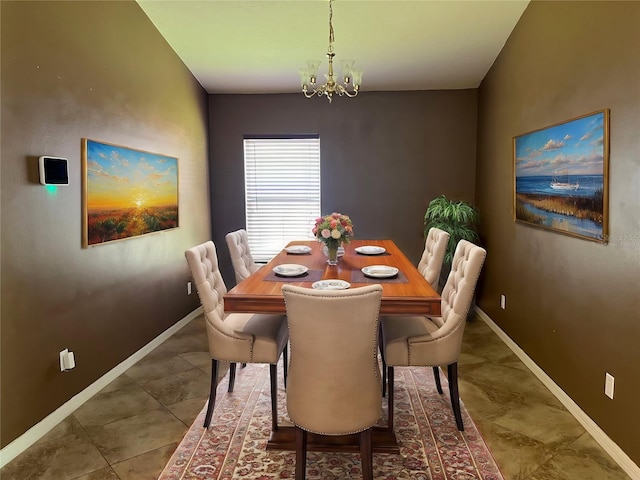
[159,362,504,480]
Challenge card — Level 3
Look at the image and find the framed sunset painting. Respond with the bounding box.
[82,139,179,247]
[513,110,609,243]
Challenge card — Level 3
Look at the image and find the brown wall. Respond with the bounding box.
[476,0,640,465]
[0,1,210,447]
[209,91,478,285]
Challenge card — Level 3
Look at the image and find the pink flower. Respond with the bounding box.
[321,229,331,238]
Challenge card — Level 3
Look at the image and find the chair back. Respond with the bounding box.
[185,241,251,358]
[282,284,383,435]
[418,227,450,290]
[225,229,259,283]
[436,240,487,352]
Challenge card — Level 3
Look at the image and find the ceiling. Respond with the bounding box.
[136,0,530,95]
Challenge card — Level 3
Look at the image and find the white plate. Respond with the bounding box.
[273,264,309,277]
[361,265,399,278]
[285,245,312,254]
[355,245,386,255]
[312,280,351,290]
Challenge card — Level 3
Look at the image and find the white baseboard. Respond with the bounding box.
[475,307,640,480]
[0,307,203,469]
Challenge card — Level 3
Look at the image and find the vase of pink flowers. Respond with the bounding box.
[313,212,354,265]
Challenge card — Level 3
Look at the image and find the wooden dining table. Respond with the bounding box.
[224,239,441,454]
[224,238,441,317]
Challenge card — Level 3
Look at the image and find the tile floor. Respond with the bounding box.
[0,313,631,479]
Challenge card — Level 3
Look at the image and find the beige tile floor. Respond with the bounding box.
[1,313,631,479]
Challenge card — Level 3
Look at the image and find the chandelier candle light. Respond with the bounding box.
[299,0,362,103]
[313,212,354,265]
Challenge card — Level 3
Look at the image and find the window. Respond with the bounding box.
[243,136,321,262]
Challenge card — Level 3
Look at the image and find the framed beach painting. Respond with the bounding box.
[513,110,609,243]
[82,139,179,247]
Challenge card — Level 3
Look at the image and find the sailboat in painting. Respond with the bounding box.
[550,170,579,191]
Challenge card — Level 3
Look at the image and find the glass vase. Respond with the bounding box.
[326,244,339,265]
[322,242,340,265]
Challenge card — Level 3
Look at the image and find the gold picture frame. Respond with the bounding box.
[82,139,179,247]
[513,109,609,243]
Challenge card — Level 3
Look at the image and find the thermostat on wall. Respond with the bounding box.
[39,156,69,185]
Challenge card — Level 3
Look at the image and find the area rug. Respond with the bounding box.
[159,361,504,480]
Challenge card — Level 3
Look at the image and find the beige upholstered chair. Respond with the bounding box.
[282,284,383,480]
[381,240,486,431]
[185,241,288,430]
[381,227,450,394]
[417,227,450,290]
[225,229,260,284]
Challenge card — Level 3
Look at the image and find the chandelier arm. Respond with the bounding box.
[334,84,358,97]
[305,84,330,99]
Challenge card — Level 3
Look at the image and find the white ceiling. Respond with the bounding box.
[136,0,530,94]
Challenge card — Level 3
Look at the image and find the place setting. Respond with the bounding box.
[284,245,312,255]
[352,264,408,283]
[311,279,350,290]
[354,245,389,256]
[264,263,323,282]
[361,265,398,278]
[273,264,308,276]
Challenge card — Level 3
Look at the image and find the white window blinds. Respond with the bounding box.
[243,136,321,262]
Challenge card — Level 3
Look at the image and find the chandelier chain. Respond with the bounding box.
[329,0,334,49]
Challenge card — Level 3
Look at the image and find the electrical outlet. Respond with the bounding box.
[605,373,614,399]
[500,294,506,310]
[59,349,76,372]
[187,281,192,295]
[59,349,68,371]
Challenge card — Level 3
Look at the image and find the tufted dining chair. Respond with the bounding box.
[225,229,261,284]
[417,227,450,290]
[381,240,486,431]
[282,284,383,480]
[185,241,288,430]
[381,227,450,395]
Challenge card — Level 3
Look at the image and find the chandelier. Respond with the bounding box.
[298,0,362,103]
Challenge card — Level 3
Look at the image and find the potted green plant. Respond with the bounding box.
[424,195,480,280]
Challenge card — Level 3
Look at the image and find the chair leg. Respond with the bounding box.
[295,427,307,480]
[270,364,279,431]
[228,362,237,392]
[360,428,374,480]
[433,366,443,394]
[381,354,387,398]
[204,359,219,428]
[283,346,288,389]
[379,324,387,397]
[387,366,394,432]
[447,362,464,431]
